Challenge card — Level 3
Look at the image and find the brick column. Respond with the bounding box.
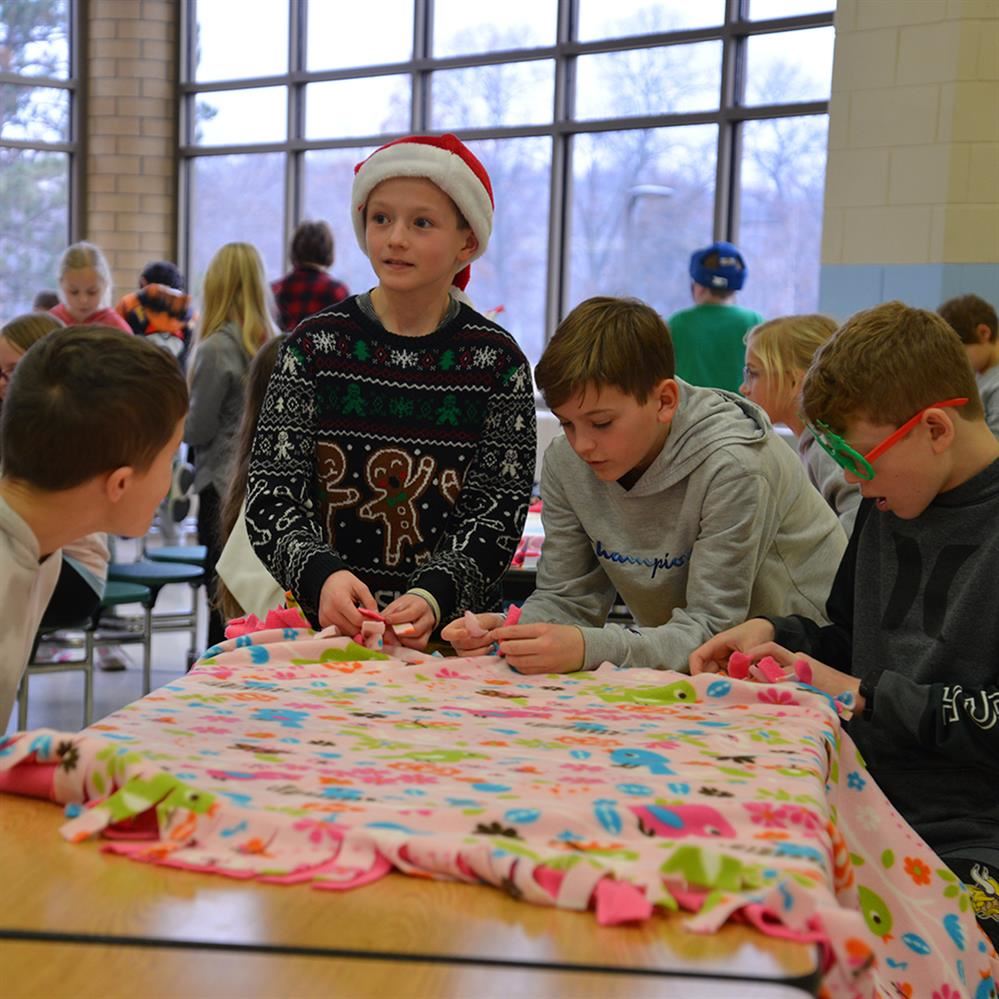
[819,0,999,319]
[85,0,179,302]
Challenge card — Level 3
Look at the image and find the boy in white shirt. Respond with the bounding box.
[446,297,845,672]
[0,325,188,728]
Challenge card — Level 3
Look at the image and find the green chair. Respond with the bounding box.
[146,544,208,567]
[106,559,205,669]
[18,580,153,731]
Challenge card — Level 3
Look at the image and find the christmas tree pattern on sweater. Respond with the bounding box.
[246,296,536,625]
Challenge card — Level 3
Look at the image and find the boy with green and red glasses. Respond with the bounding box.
[690,300,999,948]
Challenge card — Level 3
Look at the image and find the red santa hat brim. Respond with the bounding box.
[352,134,494,290]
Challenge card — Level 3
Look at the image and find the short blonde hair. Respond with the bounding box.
[802,300,982,432]
[0,312,64,354]
[57,241,114,307]
[535,297,674,409]
[746,314,838,405]
[194,242,279,361]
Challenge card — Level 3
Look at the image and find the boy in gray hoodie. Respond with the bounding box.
[444,296,846,673]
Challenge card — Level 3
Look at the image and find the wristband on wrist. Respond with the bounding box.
[406,588,441,627]
[858,669,883,720]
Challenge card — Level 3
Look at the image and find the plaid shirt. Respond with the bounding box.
[271,267,350,333]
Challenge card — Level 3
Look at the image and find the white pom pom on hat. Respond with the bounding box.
[351,133,494,291]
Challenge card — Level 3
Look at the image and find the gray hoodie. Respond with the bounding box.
[797,429,861,536]
[184,321,251,496]
[977,365,999,439]
[521,381,847,670]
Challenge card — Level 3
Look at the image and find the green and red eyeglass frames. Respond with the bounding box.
[808,398,968,481]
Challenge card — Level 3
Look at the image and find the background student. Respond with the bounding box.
[184,242,279,648]
[938,293,999,438]
[215,335,286,622]
[271,219,350,333]
[49,242,132,333]
[740,313,861,532]
[667,240,763,393]
[115,259,196,369]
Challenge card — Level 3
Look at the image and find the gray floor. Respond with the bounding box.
[5,526,211,738]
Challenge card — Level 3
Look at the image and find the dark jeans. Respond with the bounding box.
[196,484,226,649]
[40,559,102,631]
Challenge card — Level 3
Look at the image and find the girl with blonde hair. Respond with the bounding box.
[51,241,132,332]
[184,242,279,647]
[740,313,861,532]
[0,312,64,400]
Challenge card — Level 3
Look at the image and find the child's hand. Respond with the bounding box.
[688,618,776,674]
[742,643,861,703]
[441,612,505,656]
[489,622,584,674]
[382,593,435,649]
[318,570,377,636]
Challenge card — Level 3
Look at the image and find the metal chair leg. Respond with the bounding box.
[142,604,153,695]
[83,629,95,727]
[16,672,28,731]
[190,582,201,661]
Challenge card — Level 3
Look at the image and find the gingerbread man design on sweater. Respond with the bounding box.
[316,442,361,544]
[359,448,435,565]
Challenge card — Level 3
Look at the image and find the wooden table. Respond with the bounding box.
[1,795,819,997]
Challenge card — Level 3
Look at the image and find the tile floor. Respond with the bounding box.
[6,525,210,738]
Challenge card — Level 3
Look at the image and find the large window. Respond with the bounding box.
[0,0,75,314]
[180,0,834,367]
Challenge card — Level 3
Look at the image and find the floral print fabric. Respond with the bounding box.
[1,629,996,999]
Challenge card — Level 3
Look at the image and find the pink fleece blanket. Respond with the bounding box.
[1,629,995,998]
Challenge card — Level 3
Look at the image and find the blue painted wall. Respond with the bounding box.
[819,264,999,321]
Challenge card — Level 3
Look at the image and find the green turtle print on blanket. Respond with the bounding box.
[0,630,996,998]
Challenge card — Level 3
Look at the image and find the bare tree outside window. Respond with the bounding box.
[0,0,71,314]
[569,126,717,320]
[179,1,835,367]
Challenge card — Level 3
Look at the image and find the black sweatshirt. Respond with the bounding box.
[771,459,999,868]
[245,295,536,628]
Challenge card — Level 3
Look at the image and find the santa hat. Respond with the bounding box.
[351,133,494,291]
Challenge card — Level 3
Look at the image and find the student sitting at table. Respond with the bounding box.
[445,296,845,672]
[688,301,999,948]
[0,326,188,730]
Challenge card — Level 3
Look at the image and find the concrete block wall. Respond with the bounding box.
[85,0,179,303]
[820,0,999,319]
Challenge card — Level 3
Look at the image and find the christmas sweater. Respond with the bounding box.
[245,295,536,628]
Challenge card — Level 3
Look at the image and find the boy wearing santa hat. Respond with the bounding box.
[245,134,536,648]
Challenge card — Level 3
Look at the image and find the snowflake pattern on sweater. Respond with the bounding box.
[246,296,536,627]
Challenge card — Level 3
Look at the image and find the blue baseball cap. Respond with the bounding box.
[689,241,747,291]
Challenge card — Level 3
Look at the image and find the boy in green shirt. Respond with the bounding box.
[668,240,763,393]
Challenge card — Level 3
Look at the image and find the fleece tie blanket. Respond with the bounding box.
[1,629,996,999]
